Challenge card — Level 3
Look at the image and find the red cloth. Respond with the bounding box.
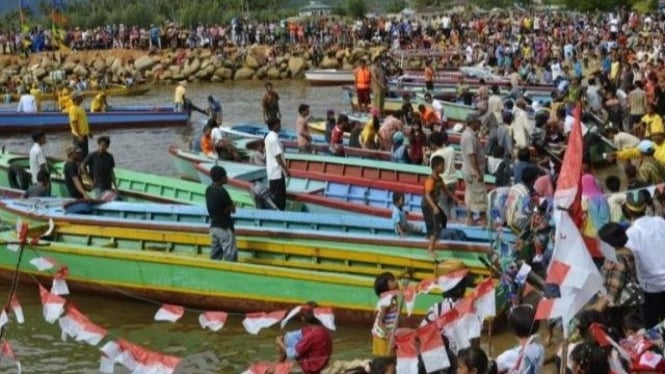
[296,325,332,374]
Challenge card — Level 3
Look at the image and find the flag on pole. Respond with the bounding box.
[553,102,583,225]
[242,311,287,335]
[472,277,496,319]
[198,311,228,332]
[153,304,185,323]
[534,296,574,321]
[417,322,451,372]
[38,284,65,323]
[395,331,418,374]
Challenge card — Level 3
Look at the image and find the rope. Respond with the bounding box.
[0,238,27,341]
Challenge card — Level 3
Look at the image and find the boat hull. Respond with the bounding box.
[0,111,189,133]
[305,69,354,86]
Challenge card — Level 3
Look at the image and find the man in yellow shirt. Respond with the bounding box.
[59,87,73,112]
[69,92,91,158]
[90,92,108,113]
[641,104,664,139]
[29,84,42,113]
[174,80,187,112]
[615,128,665,165]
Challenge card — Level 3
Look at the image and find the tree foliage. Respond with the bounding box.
[345,0,368,19]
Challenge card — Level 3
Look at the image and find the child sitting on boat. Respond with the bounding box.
[391,191,422,237]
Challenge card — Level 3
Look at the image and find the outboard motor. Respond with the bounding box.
[7,164,31,190]
[250,182,278,210]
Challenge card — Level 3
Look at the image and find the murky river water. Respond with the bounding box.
[0,82,536,373]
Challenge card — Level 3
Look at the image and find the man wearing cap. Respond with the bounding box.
[460,113,487,225]
[63,146,89,199]
[174,80,187,112]
[69,91,91,159]
[624,191,665,327]
[635,140,665,185]
[205,165,237,261]
[28,131,48,185]
[295,104,312,153]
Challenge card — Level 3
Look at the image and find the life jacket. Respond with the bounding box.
[355,67,370,89]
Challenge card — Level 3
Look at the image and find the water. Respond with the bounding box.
[0,82,527,373]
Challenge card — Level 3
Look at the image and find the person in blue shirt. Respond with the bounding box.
[391,191,422,237]
[150,24,161,49]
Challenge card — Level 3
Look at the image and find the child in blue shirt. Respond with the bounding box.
[391,191,422,237]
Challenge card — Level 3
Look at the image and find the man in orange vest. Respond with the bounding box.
[353,59,371,112]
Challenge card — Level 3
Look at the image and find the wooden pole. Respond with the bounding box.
[487,317,494,357]
[387,278,409,356]
[559,336,569,374]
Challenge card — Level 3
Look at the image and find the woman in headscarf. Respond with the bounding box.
[581,174,611,237]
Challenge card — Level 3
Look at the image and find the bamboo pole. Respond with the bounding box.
[487,317,494,357]
[560,336,569,374]
[387,278,409,356]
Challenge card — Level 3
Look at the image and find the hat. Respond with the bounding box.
[638,139,655,154]
[66,146,83,156]
[625,191,647,214]
[210,165,227,182]
[597,222,628,248]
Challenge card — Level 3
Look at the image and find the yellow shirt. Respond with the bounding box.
[174,85,186,104]
[360,119,377,148]
[610,62,620,81]
[30,88,42,112]
[90,94,106,112]
[69,104,90,137]
[642,113,664,138]
[617,141,665,165]
[59,93,72,112]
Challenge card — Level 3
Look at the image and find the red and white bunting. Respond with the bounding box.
[589,323,631,362]
[51,266,70,296]
[10,295,24,324]
[535,297,574,322]
[58,305,107,346]
[198,311,228,332]
[472,278,496,319]
[242,361,293,374]
[242,310,287,335]
[403,287,417,317]
[452,298,481,349]
[0,340,21,374]
[16,219,28,243]
[115,339,182,374]
[436,269,469,292]
[99,355,115,374]
[395,331,418,374]
[38,284,65,323]
[0,310,8,329]
[416,278,438,294]
[100,340,121,373]
[279,306,302,329]
[29,257,57,271]
[418,322,451,372]
[154,304,185,323]
[313,307,336,331]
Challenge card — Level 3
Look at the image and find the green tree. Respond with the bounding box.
[386,0,407,13]
[345,0,367,19]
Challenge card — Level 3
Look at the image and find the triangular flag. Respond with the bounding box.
[418,322,451,372]
[395,331,418,374]
[280,306,302,329]
[198,311,228,332]
[472,278,496,319]
[313,307,336,331]
[242,310,287,335]
[0,310,8,329]
[29,257,57,271]
[534,296,574,321]
[10,295,24,324]
[99,355,115,373]
[436,269,469,292]
[38,284,65,323]
[0,340,21,374]
[58,305,107,346]
[403,287,416,317]
[154,304,185,323]
[51,266,70,295]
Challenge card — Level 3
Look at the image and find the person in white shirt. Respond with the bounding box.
[17,90,37,113]
[264,117,290,211]
[496,305,545,374]
[511,98,534,150]
[624,192,665,327]
[29,131,48,185]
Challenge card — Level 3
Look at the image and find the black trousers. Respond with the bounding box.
[644,290,665,328]
[72,135,89,159]
[269,176,286,211]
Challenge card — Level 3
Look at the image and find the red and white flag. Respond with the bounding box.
[242,310,286,335]
[29,257,57,271]
[100,340,121,373]
[589,323,631,361]
[452,297,481,349]
[436,269,469,292]
[115,339,182,374]
[58,305,107,346]
[418,322,451,372]
[535,296,574,321]
[38,284,65,323]
[10,295,24,324]
[0,340,21,374]
[280,305,303,329]
[545,260,593,290]
[553,103,583,222]
[242,361,293,374]
[638,351,665,370]
[472,278,496,319]
[51,266,70,296]
[154,304,185,323]
[198,311,227,332]
[395,331,418,374]
[403,287,416,316]
[313,307,336,331]
[0,310,7,330]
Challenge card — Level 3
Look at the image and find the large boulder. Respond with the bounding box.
[288,56,305,77]
[234,67,255,80]
[134,55,156,71]
[183,58,201,77]
[320,56,339,69]
[73,64,88,77]
[200,49,213,59]
[110,58,123,73]
[32,67,47,79]
[213,67,233,80]
[245,54,260,69]
[62,61,76,73]
[266,67,281,80]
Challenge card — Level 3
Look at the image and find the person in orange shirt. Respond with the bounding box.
[423,60,435,91]
[418,104,438,129]
[200,124,215,158]
[353,59,371,112]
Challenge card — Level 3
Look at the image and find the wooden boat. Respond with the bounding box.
[0,110,189,133]
[305,69,354,86]
[11,84,152,102]
[0,225,442,324]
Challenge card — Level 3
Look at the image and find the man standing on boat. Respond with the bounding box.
[174,80,187,112]
[69,91,91,159]
[353,59,371,113]
[206,165,237,262]
[63,146,89,199]
[461,114,487,226]
[81,136,117,201]
[265,117,290,211]
[29,131,48,185]
[371,56,387,115]
[295,103,312,153]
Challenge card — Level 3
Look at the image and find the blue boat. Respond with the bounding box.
[0,110,189,134]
